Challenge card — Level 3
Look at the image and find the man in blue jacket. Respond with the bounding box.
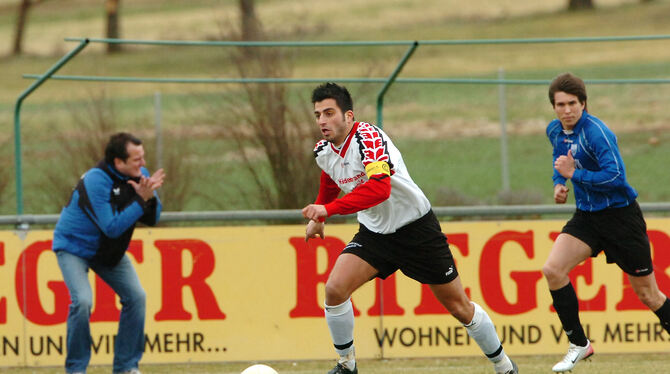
[53,132,164,374]
[542,73,670,373]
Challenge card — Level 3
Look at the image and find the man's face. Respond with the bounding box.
[314,98,354,147]
[115,143,146,178]
[553,91,585,131]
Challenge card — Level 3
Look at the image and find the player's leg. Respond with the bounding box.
[430,279,517,374]
[627,272,670,334]
[604,202,670,335]
[324,253,377,374]
[542,233,593,372]
[92,254,146,374]
[55,250,94,374]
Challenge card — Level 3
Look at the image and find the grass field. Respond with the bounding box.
[3,353,670,373]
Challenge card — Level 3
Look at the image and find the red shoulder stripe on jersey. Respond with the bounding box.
[330,122,359,157]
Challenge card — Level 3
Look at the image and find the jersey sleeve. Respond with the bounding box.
[552,147,568,187]
[547,122,568,187]
[82,170,145,238]
[324,175,390,216]
[571,128,626,191]
[315,171,341,205]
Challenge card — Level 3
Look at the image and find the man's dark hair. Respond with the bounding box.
[311,82,354,113]
[105,132,142,164]
[548,72,588,107]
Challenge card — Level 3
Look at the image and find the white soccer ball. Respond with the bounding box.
[241,364,278,374]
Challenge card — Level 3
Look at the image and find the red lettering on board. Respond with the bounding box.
[480,231,542,315]
[368,274,404,316]
[289,237,361,317]
[15,240,69,325]
[154,239,226,321]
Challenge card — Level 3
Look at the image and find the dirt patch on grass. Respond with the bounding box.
[385,118,670,139]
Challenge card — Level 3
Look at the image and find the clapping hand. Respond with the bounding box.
[128,168,165,201]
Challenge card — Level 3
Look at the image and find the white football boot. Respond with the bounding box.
[552,339,594,372]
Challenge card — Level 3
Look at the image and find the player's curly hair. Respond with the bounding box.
[311,82,353,113]
[549,72,588,108]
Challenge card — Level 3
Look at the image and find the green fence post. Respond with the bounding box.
[376,41,418,129]
[13,39,90,217]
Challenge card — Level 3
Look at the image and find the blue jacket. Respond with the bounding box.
[53,162,162,260]
[546,111,637,212]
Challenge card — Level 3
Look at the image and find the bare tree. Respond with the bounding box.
[105,0,122,53]
[12,0,34,55]
[240,0,261,41]
[41,90,194,212]
[568,0,594,10]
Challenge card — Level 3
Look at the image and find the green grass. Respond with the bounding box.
[2,0,670,215]
[3,353,670,373]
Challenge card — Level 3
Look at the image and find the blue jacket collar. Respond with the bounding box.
[571,110,589,134]
[98,160,132,181]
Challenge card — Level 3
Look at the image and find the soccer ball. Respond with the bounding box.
[241,364,278,374]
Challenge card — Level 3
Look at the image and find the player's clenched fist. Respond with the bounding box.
[554,184,569,204]
[302,204,327,221]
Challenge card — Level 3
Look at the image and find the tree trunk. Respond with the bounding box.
[105,0,121,53]
[568,0,594,10]
[239,0,261,41]
[12,0,31,55]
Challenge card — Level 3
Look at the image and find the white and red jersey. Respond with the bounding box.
[313,121,430,234]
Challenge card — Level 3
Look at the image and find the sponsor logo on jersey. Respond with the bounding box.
[338,172,366,185]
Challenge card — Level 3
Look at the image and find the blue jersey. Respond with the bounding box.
[53,163,161,259]
[546,111,637,212]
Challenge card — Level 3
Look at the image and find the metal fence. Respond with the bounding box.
[3,203,670,228]
[13,35,670,220]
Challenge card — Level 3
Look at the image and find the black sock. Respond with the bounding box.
[653,298,670,335]
[550,283,588,346]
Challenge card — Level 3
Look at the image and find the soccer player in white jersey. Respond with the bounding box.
[301,82,519,374]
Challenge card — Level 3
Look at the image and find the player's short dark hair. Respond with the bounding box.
[549,72,587,107]
[105,132,142,164]
[311,82,353,113]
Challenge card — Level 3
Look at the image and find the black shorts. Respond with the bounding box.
[342,210,459,284]
[561,201,652,276]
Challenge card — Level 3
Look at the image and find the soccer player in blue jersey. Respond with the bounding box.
[542,73,670,372]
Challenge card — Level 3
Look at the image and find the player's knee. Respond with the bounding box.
[635,288,661,309]
[450,303,472,322]
[541,263,559,282]
[71,295,93,314]
[324,281,350,305]
[441,298,472,323]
